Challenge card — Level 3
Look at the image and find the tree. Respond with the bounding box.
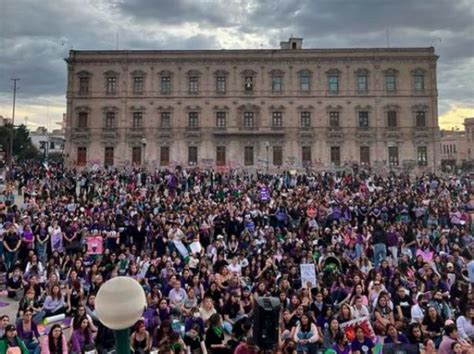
[0,123,39,162]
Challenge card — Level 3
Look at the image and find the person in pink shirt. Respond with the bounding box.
[40,324,68,354]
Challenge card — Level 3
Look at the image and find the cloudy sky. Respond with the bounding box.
[0,0,473,130]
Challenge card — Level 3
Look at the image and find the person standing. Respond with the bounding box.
[3,222,21,270]
[371,220,387,268]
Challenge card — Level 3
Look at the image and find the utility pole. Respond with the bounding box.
[9,78,20,178]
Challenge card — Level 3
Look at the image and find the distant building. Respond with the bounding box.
[0,115,12,126]
[464,117,474,162]
[439,129,467,171]
[65,37,440,171]
[30,127,65,157]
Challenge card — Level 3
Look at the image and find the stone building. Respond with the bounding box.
[464,117,474,162]
[439,129,466,171]
[64,38,440,171]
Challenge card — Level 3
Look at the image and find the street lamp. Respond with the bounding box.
[265,141,270,174]
[95,276,146,354]
[141,138,147,166]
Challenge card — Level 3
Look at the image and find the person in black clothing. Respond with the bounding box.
[95,322,115,354]
[372,220,387,267]
[393,286,413,327]
[205,314,230,354]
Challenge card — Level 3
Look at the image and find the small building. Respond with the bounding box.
[30,127,65,157]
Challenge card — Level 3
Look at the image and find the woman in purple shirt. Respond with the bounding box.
[70,316,94,354]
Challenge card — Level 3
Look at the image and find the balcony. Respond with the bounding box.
[101,128,118,141]
[71,128,90,143]
[213,126,285,136]
[126,128,145,140]
[326,126,343,140]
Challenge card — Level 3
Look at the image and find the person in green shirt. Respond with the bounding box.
[0,324,29,354]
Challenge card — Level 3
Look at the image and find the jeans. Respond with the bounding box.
[36,243,47,265]
[373,243,387,268]
[389,246,398,266]
[4,250,18,269]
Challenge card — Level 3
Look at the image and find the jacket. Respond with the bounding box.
[0,336,29,354]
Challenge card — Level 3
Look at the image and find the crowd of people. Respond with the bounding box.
[0,161,473,354]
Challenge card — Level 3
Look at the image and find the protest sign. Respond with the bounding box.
[339,316,377,343]
[86,235,103,255]
[260,186,270,202]
[300,264,317,288]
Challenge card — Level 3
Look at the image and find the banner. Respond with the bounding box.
[416,249,433,262]
[339,316,377,343]
[300,264,317,288]
[86,235,103,255]
[174,240,189,258]
[260,186,270,202]
[51,233,64,253]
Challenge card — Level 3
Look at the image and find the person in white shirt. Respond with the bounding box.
[410,294,426,324]
[456,307,474,344]
[352,296,370,319]
[227,257,242,275]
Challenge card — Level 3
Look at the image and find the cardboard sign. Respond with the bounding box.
[300,263,317,288]
[51,233,64,252]
[86,235,103,255]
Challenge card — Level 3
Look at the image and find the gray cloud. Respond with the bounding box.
[0,0,473,125]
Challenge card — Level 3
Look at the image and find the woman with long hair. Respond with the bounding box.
[374,294,395,335]
[42,284,66,319]
[293,312,319,354]
[70,316,94,354]
[205,314,229,354]
[130,320,151,354]
[16,309,41,353]
[421,306,444,348]
[40,324,68,354]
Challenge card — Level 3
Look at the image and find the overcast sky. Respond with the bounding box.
[0,0,473,130]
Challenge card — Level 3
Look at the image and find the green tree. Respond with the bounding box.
[0,123,39,162]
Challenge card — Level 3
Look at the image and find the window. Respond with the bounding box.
[272,112,283,127]
[300,112,311,128]
[244,146,254,166]
[417,146,428,166]
[104,147,114,166]
[161,112,171,128]
[357,75,368,92]
[216,146,226,166]
[330,146,341,166]
[79,77,89,94]
[77,147,87,166]
[358,111,369,129]
[299,75,310,92]
[188,146,198,166]
[161,76,171,94]
[105,112,115,129]
[414,74,425,91]
[244,112,254,128]
[454,144,457,153]
[360,146,370,165]
[273,146,283,166]
[189,76,199,93]
[388,146,399,166]
[244,76,253,91]
[328,75,339,93]
[188,112,199,128]
[40,141,46,150]
[416,111,426,127]
[160,146,170,166]
[50,141,55,150]
[387,111,397,128]
[78,112,88,129]
[216,112,226,128]
[385,74,396,92]
[302,146,312,166]
[132,112,143,128]
[272,76,282,92]
[133,77,144,94]
[132,147,142,165]
[216,76,226,93]
[106,77,117,94]
[329,112,340,128]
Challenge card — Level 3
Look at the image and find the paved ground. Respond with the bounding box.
[0,294,19,321]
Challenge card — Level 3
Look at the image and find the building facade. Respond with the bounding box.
[439,129,467,171]
[464,118,474,162]
[65,38,440,171]
[30,127,66,158]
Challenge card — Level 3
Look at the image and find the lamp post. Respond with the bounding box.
[265,141,270,174]
[141,138,147,167]
[95,276,146,354]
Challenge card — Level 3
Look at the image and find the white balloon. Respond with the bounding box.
[95,276,146,330]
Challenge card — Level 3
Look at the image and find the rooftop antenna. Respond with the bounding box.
[116,32,119,50]
[386,28,390,48]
